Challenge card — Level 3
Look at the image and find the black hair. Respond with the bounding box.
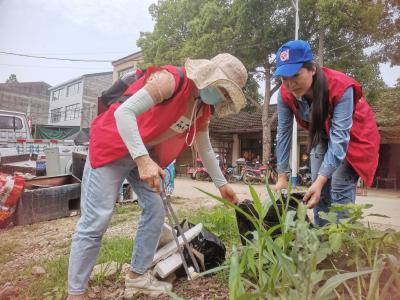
[302,61,329,151]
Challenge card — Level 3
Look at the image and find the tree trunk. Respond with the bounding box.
[262,61,272,164]
[318,28,325,66]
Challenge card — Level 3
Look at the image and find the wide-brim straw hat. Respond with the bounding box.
[185,53,248,117]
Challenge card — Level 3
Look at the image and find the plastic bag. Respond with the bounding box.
[0,173,25,207]
[176,220,226,271]
[236,192,307,243]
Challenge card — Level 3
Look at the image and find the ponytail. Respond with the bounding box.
[303,61,329,151]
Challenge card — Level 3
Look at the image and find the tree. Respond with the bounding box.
[306,0,399,102]
[138,0,294,162]
[6,74,18,83]
[137,0,398,163]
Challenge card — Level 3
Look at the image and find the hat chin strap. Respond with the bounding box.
[185,98,200,147]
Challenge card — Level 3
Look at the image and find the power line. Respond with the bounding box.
[0,51,112,63]
[0,63,111,70]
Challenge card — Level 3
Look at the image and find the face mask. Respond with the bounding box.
[199,86,225,105]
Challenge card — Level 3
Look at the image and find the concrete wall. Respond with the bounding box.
[0,82,50,125]
[81,73,113,128]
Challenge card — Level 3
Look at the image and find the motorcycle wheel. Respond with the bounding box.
[195,172,202,181]
[227,174,238,183]
[243,172,254,185]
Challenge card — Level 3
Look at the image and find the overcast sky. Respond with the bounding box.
[0,0,399,88]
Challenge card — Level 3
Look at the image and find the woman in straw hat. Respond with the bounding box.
[273,40,379,226]
[67,53,248,299]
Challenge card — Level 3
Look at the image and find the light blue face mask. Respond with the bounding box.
[199,86,225,105]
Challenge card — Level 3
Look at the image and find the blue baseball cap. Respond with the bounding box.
[274,40,313,77]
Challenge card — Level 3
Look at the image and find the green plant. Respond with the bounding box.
[317,203,400,299]
[195,184,397,300]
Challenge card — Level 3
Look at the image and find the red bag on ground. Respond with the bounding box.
[0,173,25,207]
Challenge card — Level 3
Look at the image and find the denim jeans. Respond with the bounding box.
[310,141,359,226]
[68,155,165,295]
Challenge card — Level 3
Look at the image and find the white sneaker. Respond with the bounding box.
[124,271,172,298]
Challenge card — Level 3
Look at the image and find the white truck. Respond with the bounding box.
[0,110,81,175]
[0,109,32,156]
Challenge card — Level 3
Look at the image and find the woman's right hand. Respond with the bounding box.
[135,155,165,193]
[274,173,288,193]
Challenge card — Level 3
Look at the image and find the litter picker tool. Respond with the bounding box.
[160,179,201,279]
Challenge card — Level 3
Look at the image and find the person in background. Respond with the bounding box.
[274,40,379,226]
[67,53,248,299]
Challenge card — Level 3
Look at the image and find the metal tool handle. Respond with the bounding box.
[160,179,201,278]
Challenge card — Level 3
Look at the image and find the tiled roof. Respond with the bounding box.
[209,105,277,133]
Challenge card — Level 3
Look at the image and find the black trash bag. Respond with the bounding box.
[236,192,307,244]
[175,220,226,273]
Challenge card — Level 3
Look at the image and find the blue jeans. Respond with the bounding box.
[68,155,165,295]
[310,141,359,226]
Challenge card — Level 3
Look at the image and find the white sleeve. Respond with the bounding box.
[114,89,155,160]
[195,131,228,188]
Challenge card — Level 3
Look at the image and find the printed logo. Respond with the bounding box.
[280,49,289,62]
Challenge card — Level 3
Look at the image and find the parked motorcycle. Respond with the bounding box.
[297,165,312,187]
[242,164,268,185]
[191,159,212,181]
[225,165,244,183]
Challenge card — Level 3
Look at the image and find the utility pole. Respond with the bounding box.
[291,0,299,189]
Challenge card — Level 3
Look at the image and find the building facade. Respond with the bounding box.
[0,81,51,125]
[111,51,144,82]
[48,72,112,128]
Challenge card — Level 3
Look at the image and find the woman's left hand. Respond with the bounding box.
[219,184,239,204]
[303,175,328,208]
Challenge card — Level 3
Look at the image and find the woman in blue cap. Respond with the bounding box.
[273,40,379,226]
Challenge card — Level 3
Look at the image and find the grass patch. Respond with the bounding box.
[109,216,131,227]
[23,255,69,300]
[113,202,141,215]
[0,240,20,265]
[96,236,133,265]
[19,236,133,299]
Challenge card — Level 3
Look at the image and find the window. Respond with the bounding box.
[67,82,81,96]
[64,103,80,121]
[118,68,134,78]
[50,108,62,123]
[0,116,23,130]
[52,88,62,101]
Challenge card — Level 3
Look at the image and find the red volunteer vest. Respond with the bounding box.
[280,67,380,187]
[89,65,211,168]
